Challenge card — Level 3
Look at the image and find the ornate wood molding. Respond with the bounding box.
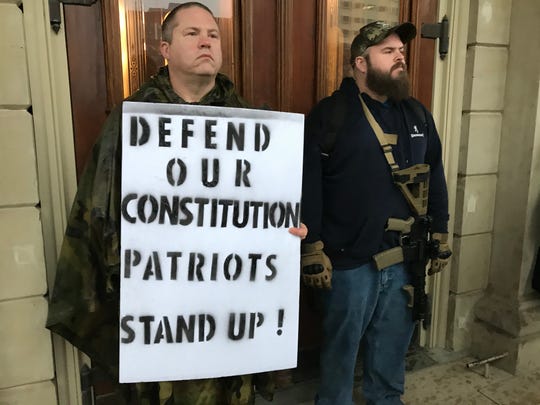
[240,0,254,103]
[125,0,146,95]
[277,0,294,111]
[316,0,329,100]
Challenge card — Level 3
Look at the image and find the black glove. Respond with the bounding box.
[428,232,452,275]
[301,241,332,289]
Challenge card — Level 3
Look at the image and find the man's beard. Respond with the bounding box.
[365,60,410,101]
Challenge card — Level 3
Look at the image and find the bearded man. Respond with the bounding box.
[300,21,451,404]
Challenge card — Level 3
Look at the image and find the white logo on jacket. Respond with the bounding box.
[411,124,424,138]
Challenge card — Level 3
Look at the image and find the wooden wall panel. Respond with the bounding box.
[101,0,124,111]
[64,3,108,178]
[290,0,317,114]
[244,0,317,114]
[242,1,278,109]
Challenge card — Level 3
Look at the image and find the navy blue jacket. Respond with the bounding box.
[301,77,449,269]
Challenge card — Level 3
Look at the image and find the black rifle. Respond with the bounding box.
[391,164,446,328]
[401,215,442,328]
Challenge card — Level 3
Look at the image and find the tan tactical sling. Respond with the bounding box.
[357,94,430,269]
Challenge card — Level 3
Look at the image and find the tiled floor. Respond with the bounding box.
[255,349,540,405]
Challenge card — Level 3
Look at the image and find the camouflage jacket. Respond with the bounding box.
[46,67,272,404]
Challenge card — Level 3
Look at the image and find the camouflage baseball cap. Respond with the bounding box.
[350,21,416,64]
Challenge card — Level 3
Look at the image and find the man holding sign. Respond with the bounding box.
[47,2,306,404]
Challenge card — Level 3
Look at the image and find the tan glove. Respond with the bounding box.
[301,241,333,289]
[428,232,452,275]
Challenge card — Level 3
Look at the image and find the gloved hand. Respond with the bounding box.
[301,241,333,289]
[428,232,452,275]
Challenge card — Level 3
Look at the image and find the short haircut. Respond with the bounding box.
[161,2,216,43]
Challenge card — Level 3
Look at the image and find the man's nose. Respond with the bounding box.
[199,36,211,48]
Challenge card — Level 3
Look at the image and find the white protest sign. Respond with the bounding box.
[119,101,304,383]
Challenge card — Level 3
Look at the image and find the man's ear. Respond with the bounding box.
[159,41,170,60]
[355,56,367,74]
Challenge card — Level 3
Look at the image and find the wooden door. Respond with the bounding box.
[63,0,439,395]
[65,0,437,176]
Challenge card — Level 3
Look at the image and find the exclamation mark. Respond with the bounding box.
[277,309,284,336]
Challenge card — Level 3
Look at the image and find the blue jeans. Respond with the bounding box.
[315,262,415,405]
